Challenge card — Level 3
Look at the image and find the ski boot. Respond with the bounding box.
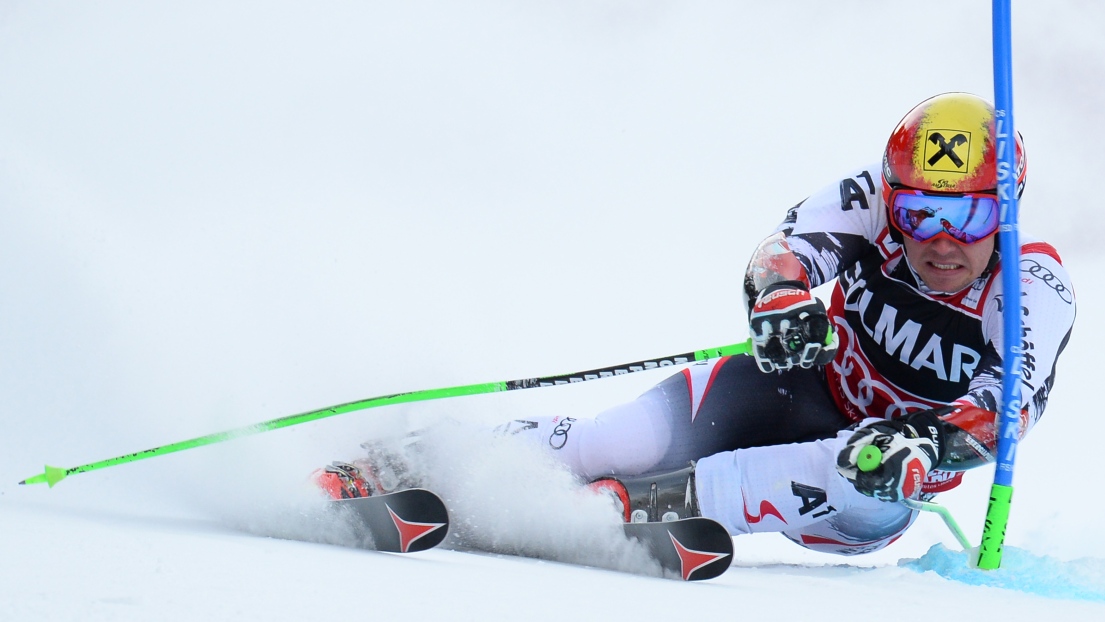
[311,462,374,500]
[311,438,423,500]
[587,463,699,523]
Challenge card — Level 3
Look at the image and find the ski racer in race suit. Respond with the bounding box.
[493,92,1076,555]
[314,92,1075,556]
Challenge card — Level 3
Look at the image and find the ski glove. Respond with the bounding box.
[748,281,837,373]
[836,409,947,503]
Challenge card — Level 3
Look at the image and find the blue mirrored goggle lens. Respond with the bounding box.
[891,191,999,244]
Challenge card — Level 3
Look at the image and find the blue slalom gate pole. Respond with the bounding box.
[977,0,1022,570]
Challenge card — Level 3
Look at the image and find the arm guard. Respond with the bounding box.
[742,232,811,316]
[931,403,1008,472]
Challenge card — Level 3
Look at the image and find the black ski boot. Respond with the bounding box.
[588,463,699,523]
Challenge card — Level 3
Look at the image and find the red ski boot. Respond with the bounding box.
[312,441,422,500]
[311,462,374,500]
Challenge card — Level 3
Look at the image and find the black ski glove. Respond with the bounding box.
[748,281,837,373]
[836,409,947,503]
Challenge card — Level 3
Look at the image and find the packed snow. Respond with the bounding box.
[3,2,1105,620]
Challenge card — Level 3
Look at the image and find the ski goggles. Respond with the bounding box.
[888,187,1000,244]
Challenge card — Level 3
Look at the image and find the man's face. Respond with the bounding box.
[900,234,995,293]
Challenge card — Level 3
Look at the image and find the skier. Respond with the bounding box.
[316,92,1075,556]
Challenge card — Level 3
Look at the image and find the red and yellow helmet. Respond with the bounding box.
[882,92,1026,206]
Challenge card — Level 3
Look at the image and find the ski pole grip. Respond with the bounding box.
[857,445,882,472]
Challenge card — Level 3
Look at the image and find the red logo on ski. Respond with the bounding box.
[668,531,731,581]
[387,504,447,553]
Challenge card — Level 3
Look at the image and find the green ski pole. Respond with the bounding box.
[20,340,752,488]
[857,446,973,551]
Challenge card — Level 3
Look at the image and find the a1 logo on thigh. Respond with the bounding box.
[792,481,836,519]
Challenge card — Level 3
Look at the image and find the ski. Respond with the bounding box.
[624,517,733,581]
[332,487,730,579]
[333,488,449,553]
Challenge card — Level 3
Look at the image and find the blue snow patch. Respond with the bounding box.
[901,544,1105,602]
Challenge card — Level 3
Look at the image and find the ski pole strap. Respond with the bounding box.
[20,339,752,488]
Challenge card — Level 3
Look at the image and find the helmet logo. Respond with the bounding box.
[924,131,970,172]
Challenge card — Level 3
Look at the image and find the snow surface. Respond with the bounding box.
[3,2,1105,620]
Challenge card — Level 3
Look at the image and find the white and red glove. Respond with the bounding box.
[748,281,837,373]
[836,409,947,503]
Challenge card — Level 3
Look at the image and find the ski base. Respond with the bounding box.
[625,517,733,581]
[333,488,449,553]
